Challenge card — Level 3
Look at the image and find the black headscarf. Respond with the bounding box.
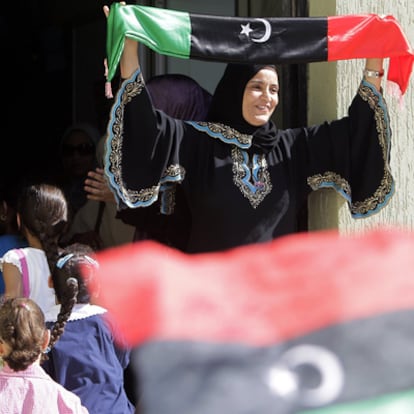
[147,74,212,121]
[207,63,279,154]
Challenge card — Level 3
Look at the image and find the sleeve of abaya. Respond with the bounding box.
[302,79,393,218]
[105,69,187,209]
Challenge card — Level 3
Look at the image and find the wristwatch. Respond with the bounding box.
[363,68,384,78]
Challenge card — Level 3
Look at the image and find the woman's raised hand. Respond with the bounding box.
[103,5,110,18]
[103,2,125,18]
[103,2,139,79]
[364,58,384,91]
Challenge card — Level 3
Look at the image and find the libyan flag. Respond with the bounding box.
[88,228,414,414]
[106,3,414,96]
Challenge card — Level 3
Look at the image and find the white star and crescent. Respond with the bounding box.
[240,19,272,43]
[240,23,253,37]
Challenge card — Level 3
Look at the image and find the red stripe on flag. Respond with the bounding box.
[89,228,414,347]
[327,14,414,95]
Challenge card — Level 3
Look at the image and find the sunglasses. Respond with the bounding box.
[62,143,95,157]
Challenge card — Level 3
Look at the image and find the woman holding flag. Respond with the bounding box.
[103,3,395,253]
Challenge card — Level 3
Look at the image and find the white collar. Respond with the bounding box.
[44,303,107,323]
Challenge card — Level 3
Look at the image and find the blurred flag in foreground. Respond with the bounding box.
[87,228,414,414]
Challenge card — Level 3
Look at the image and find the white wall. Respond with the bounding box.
[308,0,414,235]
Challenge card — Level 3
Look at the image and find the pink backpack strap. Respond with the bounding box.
[15,249,30,298]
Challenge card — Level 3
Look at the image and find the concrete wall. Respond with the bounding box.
[308,0,414,235]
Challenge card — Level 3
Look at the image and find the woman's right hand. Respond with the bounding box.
[103,3,140,79]
[103,4,110,18]
[85,168,116,204]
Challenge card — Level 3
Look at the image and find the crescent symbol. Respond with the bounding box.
[277,344,345,407]
[251,18,271,43]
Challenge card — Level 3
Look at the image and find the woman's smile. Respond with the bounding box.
[242,67,279,126]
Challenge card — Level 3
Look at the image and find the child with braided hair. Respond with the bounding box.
[1,183,68,313]
[0,297,89,413]
[42,243,135,414]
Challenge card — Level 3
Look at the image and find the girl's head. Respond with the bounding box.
[0,298,50,371]
[17,183,68,270]
[47,244,98,350]
[17,183,68,244]
[52,243,99,305]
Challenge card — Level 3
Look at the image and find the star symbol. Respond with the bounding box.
[240,23,253,37]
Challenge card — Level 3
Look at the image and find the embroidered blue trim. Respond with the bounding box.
[356,80,393,218]
[239,151,265,194]
[104,68,142,206]
[314,81,394,219]
[352,182,395,219]
[362,79,392,160]
[188,121,252,149]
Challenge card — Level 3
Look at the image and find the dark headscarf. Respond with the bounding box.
[207,63,279,154]
[147,74,212,121]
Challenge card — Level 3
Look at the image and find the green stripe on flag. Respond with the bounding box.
[299,388,414,414]
[106,3,191,82]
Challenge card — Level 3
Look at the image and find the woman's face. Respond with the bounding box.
[61,130,96,178]
[242,67,279,127]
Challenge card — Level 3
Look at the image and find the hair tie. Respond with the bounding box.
[56,253,74,269]
[19,302,30,311]
[83,255,99,268]
[66,277,78,288]
[57,253,99,270]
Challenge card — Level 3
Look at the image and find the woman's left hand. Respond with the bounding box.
[85,168,116,203]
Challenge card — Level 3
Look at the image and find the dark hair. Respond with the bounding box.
[48,277,79,351]
[48,243,98,348]
[0,178,24,235]
[0,298,47,371]
[17,183,68,273]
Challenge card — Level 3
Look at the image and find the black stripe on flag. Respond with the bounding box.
[131,309,414,414]
[189,14,328,64]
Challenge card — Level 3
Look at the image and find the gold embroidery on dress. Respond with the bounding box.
[108,73,185,205]
[196,122,252,147]
[307,82,392,216]
[350,83,392,215]
[232,147,272,209]
[160,165,186,214]
[162,164,185,181]
[307,172,351,196]
[160,186,176,215]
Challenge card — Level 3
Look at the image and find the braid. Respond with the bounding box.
[46,243,98,356]
[43,237,61,279]
[17,183,68,273]
[47,278,79,353]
